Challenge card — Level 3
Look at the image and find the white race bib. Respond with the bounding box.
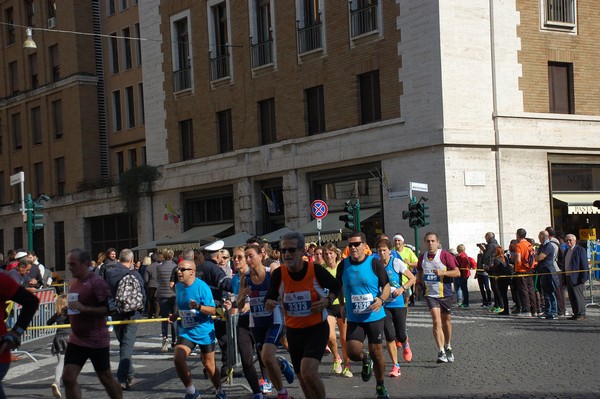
[179,309,199,329]
[351,293,374,314]
[283,290,311,317]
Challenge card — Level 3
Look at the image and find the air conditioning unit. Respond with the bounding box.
[48,17,56,29]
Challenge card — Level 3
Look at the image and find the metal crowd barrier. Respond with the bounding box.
[586,258,600,309]
[222,311,251,393]
[9,288,57,361]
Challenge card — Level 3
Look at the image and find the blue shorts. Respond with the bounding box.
[251,324,283,352]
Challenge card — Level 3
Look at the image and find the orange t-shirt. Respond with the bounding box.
[515,239,533,273]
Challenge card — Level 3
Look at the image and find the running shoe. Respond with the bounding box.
[376,385,390,399]
[277,355,295,384]
[161,337,170,353]
[259,379,272,394]
[494,307,504,313]
[389,364,401,377]
[445,347,454,363]
[402,343,413,362]
[458,303,470,308]
[183,391,201,399]
[51,383,61,398]
[361,354,373,382]
[277,389,292,399]
[341,367,353,378]
[215,390,227,399]
[332,358,343,374]
[437,350,448,363]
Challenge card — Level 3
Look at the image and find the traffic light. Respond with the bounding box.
[408,201,422,228]
[339,200,356,230]
[30,201,45,231]
[420,201,430,226]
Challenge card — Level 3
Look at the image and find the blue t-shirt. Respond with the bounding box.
[384,258,408,308]
[176,278,216,345]
[341,255,386,323]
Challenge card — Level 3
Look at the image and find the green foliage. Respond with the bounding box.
[118,165,161,214]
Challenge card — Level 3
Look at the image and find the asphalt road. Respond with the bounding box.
[4,292,600,399]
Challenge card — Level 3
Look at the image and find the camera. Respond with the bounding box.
[477,243,486,247]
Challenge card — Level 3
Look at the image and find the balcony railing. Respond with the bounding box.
[350,1,378,38]
[250,39,273,68]
[297,22,322,54]
[545,0,576,27]
[210,52,230,81]
[173,67,191,92]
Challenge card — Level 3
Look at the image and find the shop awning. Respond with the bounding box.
[261,227,295,243]
[553,193,600,214]
[220,231,253,248]
[298,208,381,243]
[131,241,157,251]
[156,223,233,251]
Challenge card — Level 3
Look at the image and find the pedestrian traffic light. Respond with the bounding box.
[26,193,49,251]
[339,200,356,230]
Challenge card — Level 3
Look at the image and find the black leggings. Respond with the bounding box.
[383,307,408,343]
[236,314,262,394]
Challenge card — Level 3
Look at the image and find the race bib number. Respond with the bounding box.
[351,293,374,314]
[424,273,440,282]
[283,290,311,317]
[179,309,199,329]
[249,295,270,318]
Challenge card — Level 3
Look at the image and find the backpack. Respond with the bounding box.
[115,271,144,313]
[525,245,536,269]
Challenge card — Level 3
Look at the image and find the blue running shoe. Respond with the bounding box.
[183,390,201,399]
[277,355,295,384]
[215,390,227,399]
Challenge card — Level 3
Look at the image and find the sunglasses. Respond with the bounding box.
[222,256,230,259]
[348,242,363,248]
[280,247,298,254]
[178,267,194,272]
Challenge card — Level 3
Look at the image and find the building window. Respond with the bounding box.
[55,157,65,196]
[34,162,44,197]
[109,33,119,74]
[13,227,23,251]
[48,0,57,19]
[54,221,65,271]
[180,119,194,161]
[129,148,137,168]
[259,98,276,145]
[116,151,124,175]
[138,83,145,125]
[296,0,322,54]
[209,2,231,80]
[50,44,60,82]
[172,16,191,91]
[121,0,128,11]
[217,109,233,153]
[31,107,42,145]
[134,23,142,66]
[26,0,35,27]
[112,90,122,131]
[349,0,380,38]
[9,61,18,95]
[11,113,21,150]
[306,85,325,135]
[89,214,138,260]
[0,172,4,204]
[186,194,234,225]
[548,62,574,114]
[249,0,274,68]
[122,27,132,70]
[0,121,3,154]
[52,100,63,139]
[542,0,576,30]
[107,0,116,16]
[125,86,135,128]
[5,7,15,46]
[141,146,147,165]
[29,53,38,90]
[358,70,381,124]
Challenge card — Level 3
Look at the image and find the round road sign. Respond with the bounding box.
[311,200,328,219]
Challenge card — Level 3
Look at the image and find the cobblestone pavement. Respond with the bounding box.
[4,292,600,399]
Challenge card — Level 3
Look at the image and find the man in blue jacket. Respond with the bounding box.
[563,234,589,320]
